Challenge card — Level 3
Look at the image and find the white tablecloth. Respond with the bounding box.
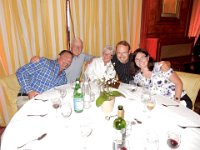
[1,83,200,150]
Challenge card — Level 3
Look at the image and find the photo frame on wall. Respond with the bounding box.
[161,0,180,18]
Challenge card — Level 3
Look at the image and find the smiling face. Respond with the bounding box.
[116,44,130,64]
[102,51,113,64]
[135,52,149,69]
[71,38,83,56]
[57,51,73,71]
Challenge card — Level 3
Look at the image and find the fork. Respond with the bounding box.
[178,125,200,129]
[162,104,179,107]
[17,133,47,149]
[27,114,47,117]
[34,98,48,102]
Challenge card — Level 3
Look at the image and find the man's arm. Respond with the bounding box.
[160,61,171,72]
[16,58,45,94]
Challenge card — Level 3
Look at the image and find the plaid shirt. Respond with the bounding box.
[16,57,67,93]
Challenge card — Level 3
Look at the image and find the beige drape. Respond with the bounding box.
[0,0,68,126]
[70,0,142,56]
[188,0,200,44]
[0,0,69,77]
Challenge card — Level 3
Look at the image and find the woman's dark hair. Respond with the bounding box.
[130,48,155,75]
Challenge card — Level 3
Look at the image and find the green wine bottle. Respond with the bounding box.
[113,105,126,150]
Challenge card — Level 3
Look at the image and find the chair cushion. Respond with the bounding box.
[176,71,200,109]
[0,74,20,125]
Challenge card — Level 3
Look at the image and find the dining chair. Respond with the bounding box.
[0,74,20,125]
[176,71,200,110]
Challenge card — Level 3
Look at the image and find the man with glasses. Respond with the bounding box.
[112,40,170,83]
[111,41,133,83]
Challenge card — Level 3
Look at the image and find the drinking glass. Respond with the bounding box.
[144,130,159,150]
[61,101,72,127]
[167,131,181,149]
[51,98,61,118]
[80,118,93,149]
[145,97,156,118]
[129,80,138,92]
[125,121,133,149]
[141,88,151,112]
[59,88,67,100]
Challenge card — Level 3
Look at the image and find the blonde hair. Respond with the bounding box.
[103,45,115,56]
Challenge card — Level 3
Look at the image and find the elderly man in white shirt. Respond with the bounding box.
[85,45,116,82]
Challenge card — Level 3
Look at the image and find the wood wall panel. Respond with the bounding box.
[140,0,194,61]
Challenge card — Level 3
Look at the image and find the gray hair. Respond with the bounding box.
[103,45,115,56]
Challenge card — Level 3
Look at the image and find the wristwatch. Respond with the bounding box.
[175,97,180,101]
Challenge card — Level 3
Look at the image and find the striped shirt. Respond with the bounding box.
[16,57,67,94]
[111,54,134,83]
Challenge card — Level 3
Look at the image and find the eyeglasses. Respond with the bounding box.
[116,52,129,56]
[135,56,147,62]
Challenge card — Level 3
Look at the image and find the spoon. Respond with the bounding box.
[105,115,117,120]
[134,118,142,124]
[34,98,48,102]
[17,133,47,149]
[162,104,179,107]
[27,114,47,117]
[178,125,200,129]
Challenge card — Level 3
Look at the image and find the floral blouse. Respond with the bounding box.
[134,62,186,99]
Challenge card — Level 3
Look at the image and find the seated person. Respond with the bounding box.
[31,37,93,83]
[131,48,192,109]
[85,45,116,82]
[16,50,73,109]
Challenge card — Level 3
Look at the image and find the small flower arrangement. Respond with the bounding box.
[95,76,124,107]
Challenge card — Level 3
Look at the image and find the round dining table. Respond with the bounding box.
[1,82,200,150]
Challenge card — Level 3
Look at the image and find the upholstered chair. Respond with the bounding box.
[176,71,200,110]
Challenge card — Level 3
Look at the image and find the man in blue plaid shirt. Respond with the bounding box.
[16,50,73,109]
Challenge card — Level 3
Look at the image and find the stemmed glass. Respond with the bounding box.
[61,101,72,127]
[129,80,138,92]
[80,119,93,149]
[145,96,156,118]
[59,88,67,101]
[51,98,61,118]
[167,131,181,149]
[141,88,151,112]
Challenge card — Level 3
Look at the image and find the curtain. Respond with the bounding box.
[0,0,68,126]
[0,0,69,77]
[70,0,142,56]
[188,0,200,44]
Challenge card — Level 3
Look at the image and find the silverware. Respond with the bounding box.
[17,133,47,149]
[105,115,117,120]
[178,125,200,129]
[134,118,142,124]
[27,114,47,117]
[34,98,48,102]
[162,104,179,107]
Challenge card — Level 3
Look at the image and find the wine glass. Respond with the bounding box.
[51,98,61,118]
[59,88,67,100]
[129,80,138,92]
[80,119,93,149]
[144,130,159,150]
[141,88,151,112]
[167,131,181,149]
[61,101,72,127]
[145,97,156,118]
